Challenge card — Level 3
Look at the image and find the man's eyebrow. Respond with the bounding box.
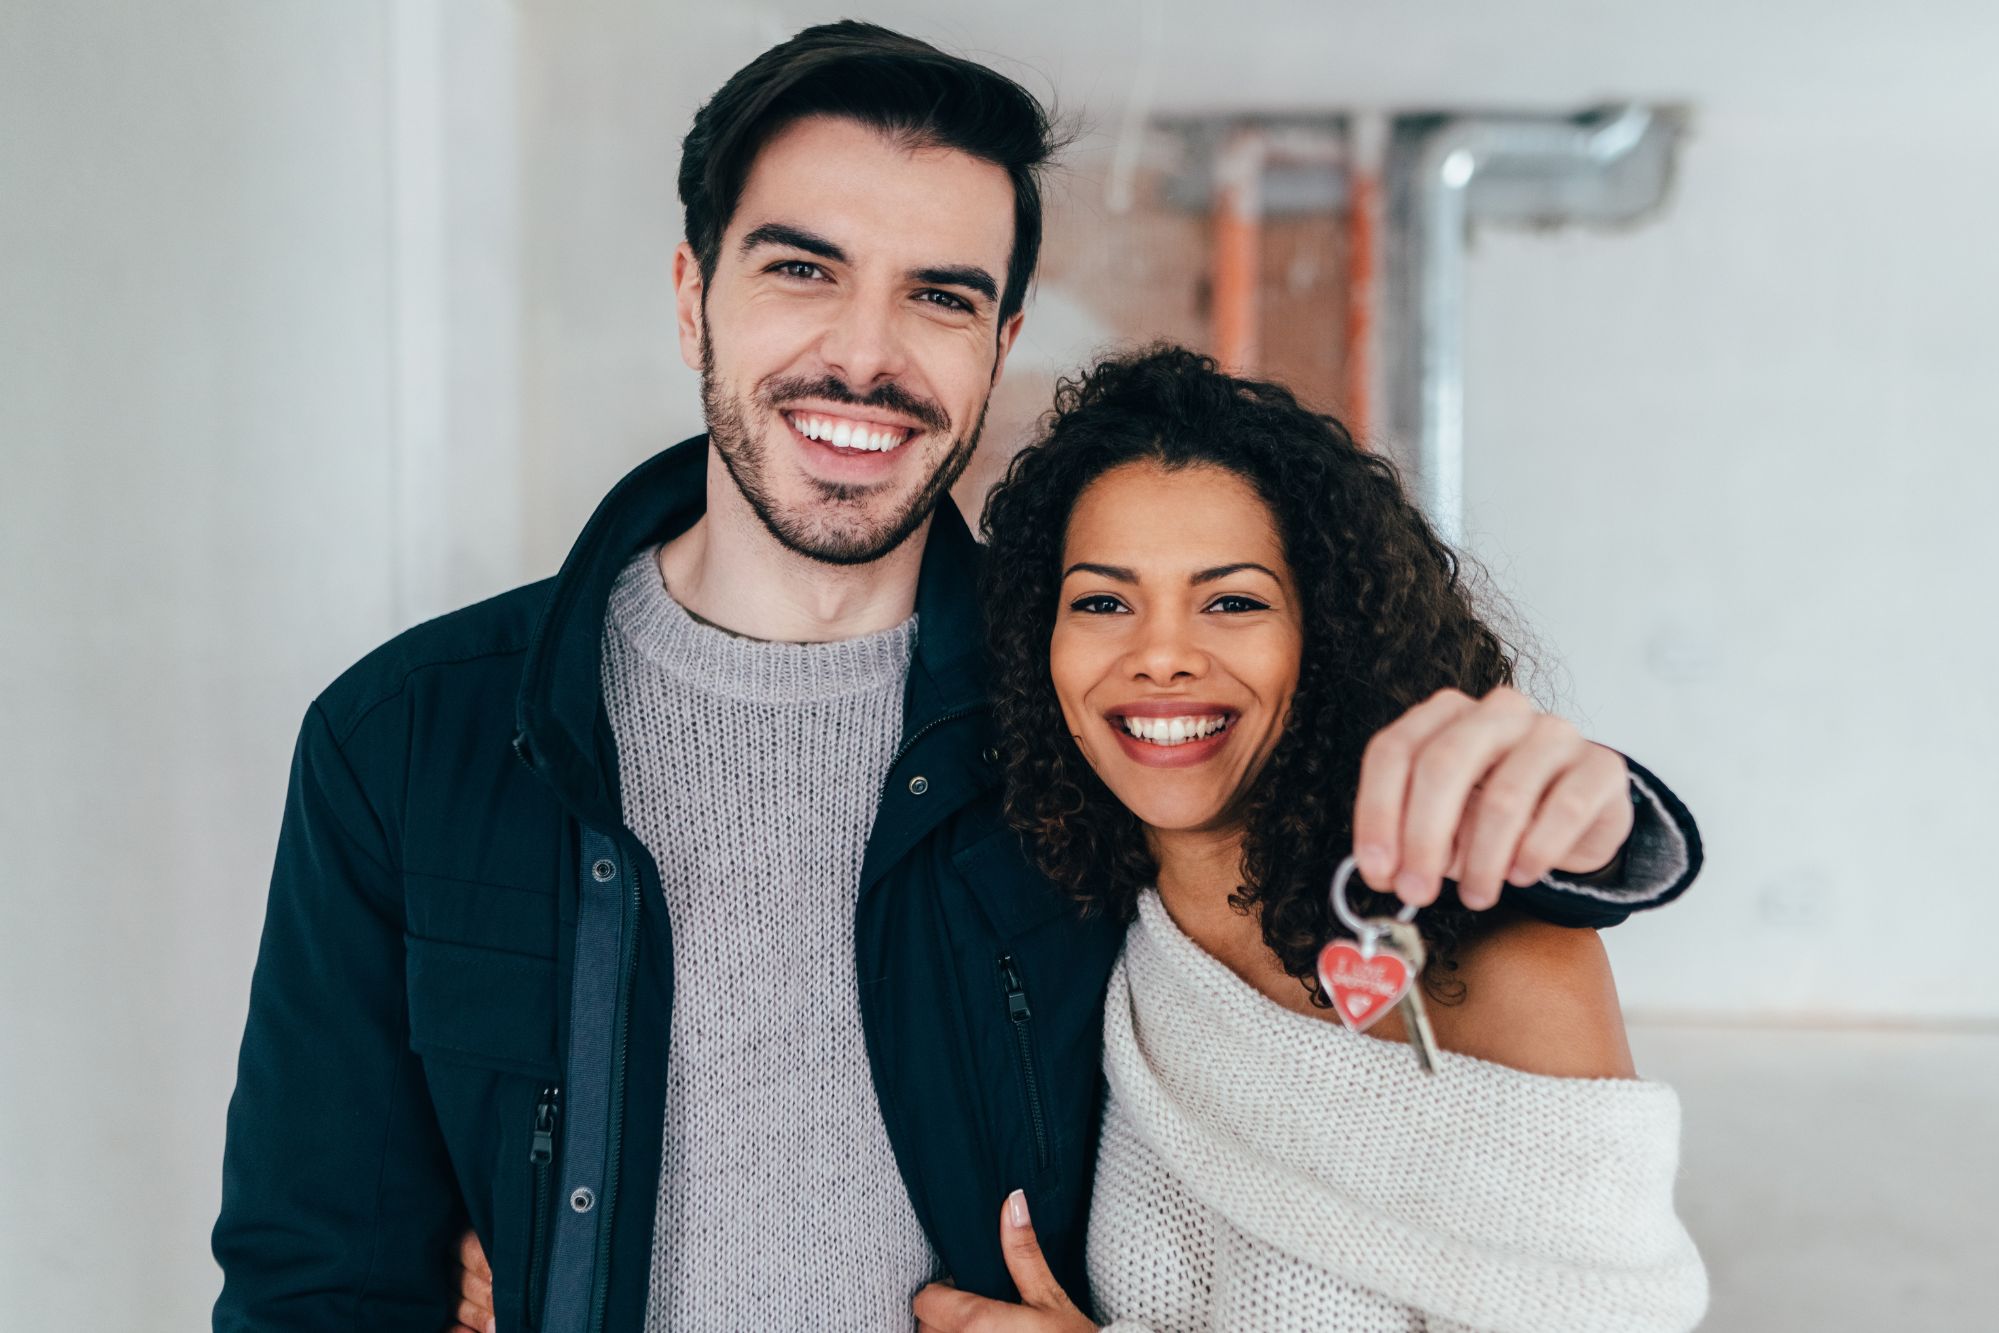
[738,222,847,263]
[1191,562,1281,585]
[912,264,998,304]
[1062,562,1137,583]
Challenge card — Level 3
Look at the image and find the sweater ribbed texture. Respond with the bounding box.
[600,548,934,1332]
[1089,891,1708,1333]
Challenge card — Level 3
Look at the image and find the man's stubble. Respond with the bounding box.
[699,323,989,568]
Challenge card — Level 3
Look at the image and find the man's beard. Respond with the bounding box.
[700,329,986,567]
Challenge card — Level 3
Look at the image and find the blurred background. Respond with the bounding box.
[3,1,1994,1327]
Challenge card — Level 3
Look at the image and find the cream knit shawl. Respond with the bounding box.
[1087,891,1708,1333]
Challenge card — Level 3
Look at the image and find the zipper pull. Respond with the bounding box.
[531,1086,560,1165]
[999,955,1032,1022]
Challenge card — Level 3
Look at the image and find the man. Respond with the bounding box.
[213,21,1699,1333]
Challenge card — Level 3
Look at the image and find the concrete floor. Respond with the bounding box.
[1627,1023,1998,1331]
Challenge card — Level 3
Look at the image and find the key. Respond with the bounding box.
[1321,855,1440,1076]
[1379,918,1439,1075]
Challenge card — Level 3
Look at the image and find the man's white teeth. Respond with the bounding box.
[787,413,907,452]
[1120,715,1230,746]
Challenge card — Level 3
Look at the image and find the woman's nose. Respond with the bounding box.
[1124,613,1208,684]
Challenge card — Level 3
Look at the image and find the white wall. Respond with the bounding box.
[1465,103,1999,1021]
[3,1,1992,1328]
[0,1,515,1326]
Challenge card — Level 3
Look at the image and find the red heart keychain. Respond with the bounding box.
[1315,938,1412,1033]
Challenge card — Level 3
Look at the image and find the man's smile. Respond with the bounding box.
[783,407,917,454]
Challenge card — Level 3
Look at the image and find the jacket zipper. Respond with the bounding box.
[526,1085,560,1328]
[998,954,1053,1173]
[587,855,643,1333]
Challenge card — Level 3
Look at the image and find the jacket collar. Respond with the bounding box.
[513,433,989,824]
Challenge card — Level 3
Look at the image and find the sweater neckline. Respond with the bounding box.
[605,547,917,704]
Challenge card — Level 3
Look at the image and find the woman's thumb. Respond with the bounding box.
[999,1189,1070,1310]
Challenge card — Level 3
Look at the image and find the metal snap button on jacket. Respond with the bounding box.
[907,775,929,796]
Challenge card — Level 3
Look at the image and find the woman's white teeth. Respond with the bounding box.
[788,413,906,452]
[1120,715,1229,745]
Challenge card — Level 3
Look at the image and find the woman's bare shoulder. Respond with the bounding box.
[1427,911,1637,1079]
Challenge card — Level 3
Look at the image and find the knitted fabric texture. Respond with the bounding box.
[1089,891,1708,1333]
[600,548,934,1332]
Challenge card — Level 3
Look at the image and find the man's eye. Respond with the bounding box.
[771,260,825,280]
[916,289,972,312]
[1069,595,1128,614]
[1206,594,1270,613]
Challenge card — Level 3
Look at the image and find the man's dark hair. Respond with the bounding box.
[981,344,1525,1005]
[678,20,1061,324]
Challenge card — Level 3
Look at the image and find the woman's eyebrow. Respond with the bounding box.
[1190,562,1280,584]
[1060,561,1280,585]
[1062,562,1136,583]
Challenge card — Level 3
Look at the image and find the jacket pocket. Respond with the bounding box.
[524,1085,561,1330]
[954,827,1075,943]
[404,934,561,1079]
[997,954,1054,1176]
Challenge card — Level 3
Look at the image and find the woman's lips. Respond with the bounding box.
[1103,706,1239,770]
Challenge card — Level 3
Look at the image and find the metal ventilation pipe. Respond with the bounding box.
[1396,105,1675,545]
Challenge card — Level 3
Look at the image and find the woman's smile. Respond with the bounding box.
[1105,702,1239,768]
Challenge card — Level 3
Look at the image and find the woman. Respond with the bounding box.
[912,345,1706,1332]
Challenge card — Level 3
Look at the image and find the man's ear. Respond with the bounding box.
[990,309,1026,386]
[673,241,706,371]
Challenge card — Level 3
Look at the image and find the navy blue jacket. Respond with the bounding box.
[212,435,1701,1331]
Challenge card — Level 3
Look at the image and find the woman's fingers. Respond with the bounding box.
[1353,688,1629,911]
[910,1193,1097,1331]
[1387,688,1540,907]
[913,1281,1007,1331]
[1512,744,1633,885]
[458,1262,493,1309]
[457,1227,491,1280]
[1351,688,1476,893]
[453,1228,494,1333]
[998,1190,1073,1312]
[1454,714,1586,908]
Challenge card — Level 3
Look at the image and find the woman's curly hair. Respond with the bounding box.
[980,344,1520,1004]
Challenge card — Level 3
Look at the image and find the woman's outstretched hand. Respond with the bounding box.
[913,1190,1097,1333]
[1352,686,1636,911]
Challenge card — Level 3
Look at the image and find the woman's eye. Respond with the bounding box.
[1069,595,1129,615]
[1206,594,1270,614]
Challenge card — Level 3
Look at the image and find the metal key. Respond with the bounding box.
[1325,856,1441,1076]
[1379,918,1439,1075]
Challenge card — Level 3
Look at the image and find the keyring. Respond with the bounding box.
[1327,854,1417,946]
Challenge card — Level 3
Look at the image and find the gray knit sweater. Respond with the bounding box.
[601,547,934,1331]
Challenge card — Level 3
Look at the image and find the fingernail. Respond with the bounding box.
[1507,863,1535,886]
[1393,869,1429,903]
[486,1318,497,1333]
[1007,1188,1030,1229]
[1355,844,1390,884]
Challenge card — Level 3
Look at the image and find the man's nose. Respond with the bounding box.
[817,289,909,389]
